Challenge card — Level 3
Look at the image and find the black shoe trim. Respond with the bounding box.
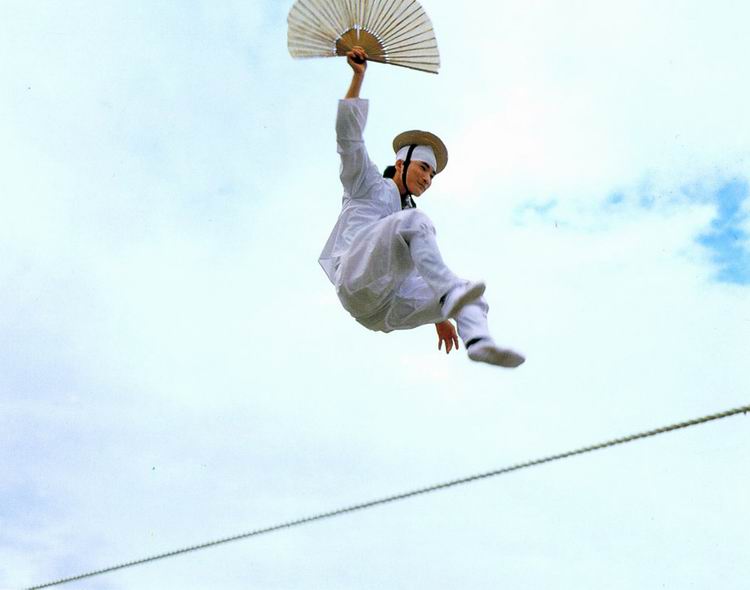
[466,338,486,349]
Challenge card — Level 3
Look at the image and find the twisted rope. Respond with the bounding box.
[27,403,749,589]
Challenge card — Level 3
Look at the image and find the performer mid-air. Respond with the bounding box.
[319,47,524,368]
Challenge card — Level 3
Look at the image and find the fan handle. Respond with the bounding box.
[335,28,384,62]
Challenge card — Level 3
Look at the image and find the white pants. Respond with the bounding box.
[335,209,491,343]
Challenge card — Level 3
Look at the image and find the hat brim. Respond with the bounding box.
[393,130,448,174]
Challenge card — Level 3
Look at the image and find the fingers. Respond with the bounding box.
[436,321,459,355]
[352,46,367,60]
[447,325,458,354]
[347,46,368,66]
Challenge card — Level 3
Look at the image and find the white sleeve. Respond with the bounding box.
[336,99,381,199]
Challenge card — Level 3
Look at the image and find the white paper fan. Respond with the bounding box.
[287,0,441,74]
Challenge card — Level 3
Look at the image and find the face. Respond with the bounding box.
[396,159,435,197]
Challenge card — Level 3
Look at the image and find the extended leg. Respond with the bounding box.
[457,299,525,368]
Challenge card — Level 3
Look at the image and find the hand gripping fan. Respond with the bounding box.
[287,0,441,74]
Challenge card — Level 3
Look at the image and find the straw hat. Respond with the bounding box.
[393,130,448,174]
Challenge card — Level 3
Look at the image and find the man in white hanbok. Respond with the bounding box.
[319,47,524,368]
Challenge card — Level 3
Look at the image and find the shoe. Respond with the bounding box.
[441,281,485,319]
[467,339,525,368]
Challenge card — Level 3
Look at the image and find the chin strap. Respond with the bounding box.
[400,144,418,209]
[401,144,417,197]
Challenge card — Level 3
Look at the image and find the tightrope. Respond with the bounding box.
[26,403,749,589]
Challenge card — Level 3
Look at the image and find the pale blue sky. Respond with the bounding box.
[698,180,749,284]
[1,1,749,588]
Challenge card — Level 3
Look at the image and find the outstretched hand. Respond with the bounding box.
[435,320,459,355]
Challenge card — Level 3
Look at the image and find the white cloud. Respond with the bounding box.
[431,0,750,208]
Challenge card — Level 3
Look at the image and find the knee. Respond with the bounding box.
[398,209,435,235]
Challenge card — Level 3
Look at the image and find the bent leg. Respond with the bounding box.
[385,272,491,344]
[383,272,443,331]
[398,209,461,298]
[337,209,463,319]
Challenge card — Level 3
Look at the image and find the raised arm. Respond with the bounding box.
[337,46,379,198]
[345,47,367,98]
